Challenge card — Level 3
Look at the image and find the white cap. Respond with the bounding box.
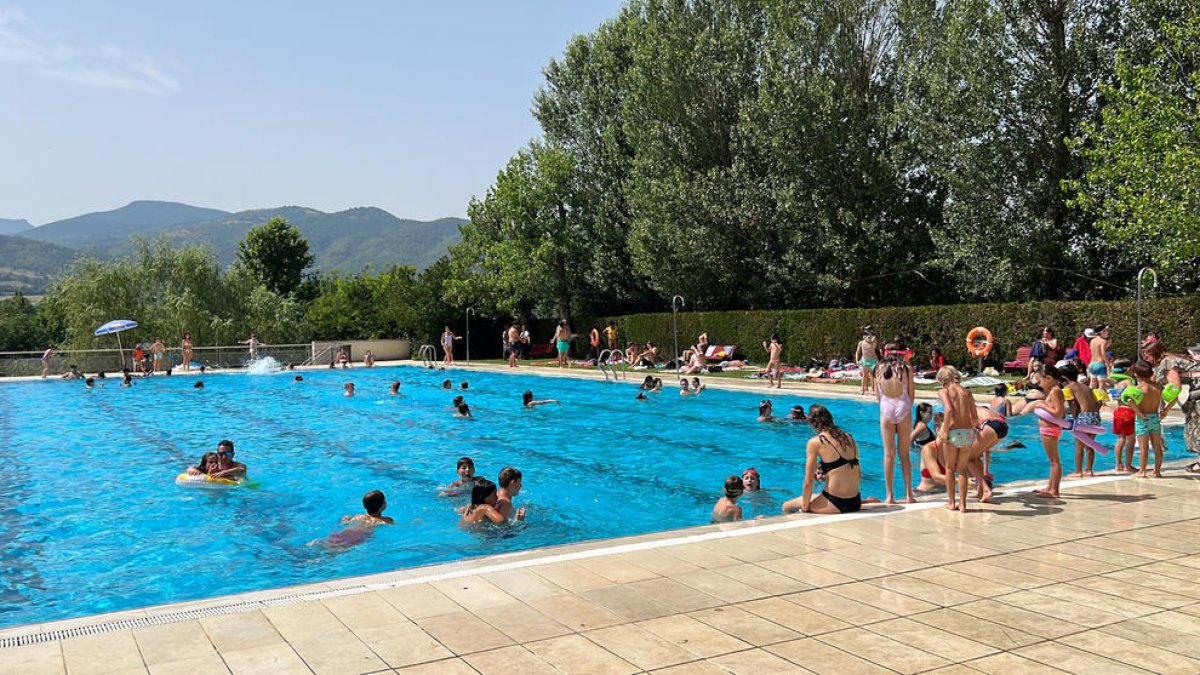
[1084,328,1097,338]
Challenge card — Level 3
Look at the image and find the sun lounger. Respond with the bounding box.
[1004,345,1032,373]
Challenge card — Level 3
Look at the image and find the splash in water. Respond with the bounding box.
[245,356,282,375]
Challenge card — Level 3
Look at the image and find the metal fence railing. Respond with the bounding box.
[0,344,315,378]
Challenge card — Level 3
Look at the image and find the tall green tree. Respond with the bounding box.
[236,216,315,298]
[0,291,49,351]
[1068,9,1200,282]
[448,143,586,322]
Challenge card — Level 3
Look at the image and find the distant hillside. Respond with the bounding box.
[0,218,32,235]
[6,201,465,287]
[0,235,81,294]
[26,201,231,247]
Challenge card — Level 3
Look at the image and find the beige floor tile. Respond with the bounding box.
[637,614,753,658]
[574,556,660,584]
[750,534,822,558]
[1009,548,1119,575]
[793,551,891,581]
[1103,568,1200,599]
[1082,534,1181,560]
[702,538,786,564]
[868,573,979,607]
[1142,609,1200,636]
[585,623,696,670]
[1061,628,1200,673]
[221,643,311,675]
[907,566,1018,598]
[954,599,1084,639]
[673,569,769,604]
[530,562,613,593]
[463,645,561,675]
[200,612,286,653]
[910,608,1040,650]
[825,581,938,615]
[1030,582,1160,619]
[472,601,572,643]
[621,549,705,576]
[739,596,852,636]
[830,545,928,573]
[261,603,346,642]
[994,590,1126,628]
[482,568,569,601]
[715,563,814,596]
[707,647,814,673]
[581,583,675,621]
[1069,575,1191,609]
[1140,560,1200,582]
[529,592,624,631]
[661,543,743,569]
[395,657,479,674]
[1052,541,1161,568]
[1106,529,1200,555]
[377,583,462,619]
[944,560,1055,590]
[1100,613,1200,661]
[429,576,518,612]
[288,630,387,675]
[0,641,64,675]
[922,666,986,675]
[413,611,513,655]
[147,653,231,675]
[650,660,729,674]
[320,592,409,631]
[526,634,639,675]
[782,588,897,625]
[689,606,802,646]
[354,622,453,668]
[132,621,216,665]
[757,558,855,588]
[60,630,145,675]
[964,651,1068,674]
[1015,641,1152,674]
[626,577,725,613]
[868,617,997,661]
[817,627,951,674]
[766,638,894,674]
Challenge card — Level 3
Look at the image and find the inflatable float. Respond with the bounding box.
[1034,407,1109,455]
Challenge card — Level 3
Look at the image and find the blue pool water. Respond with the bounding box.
[0,366,1186,627]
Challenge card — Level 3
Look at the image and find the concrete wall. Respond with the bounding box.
[312,339,411,363]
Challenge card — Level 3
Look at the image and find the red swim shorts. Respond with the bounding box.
[1113,406,1135,436]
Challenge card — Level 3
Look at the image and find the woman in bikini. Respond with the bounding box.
[875,347,915,504]
[783,405,869,514]
[181,333,194,372]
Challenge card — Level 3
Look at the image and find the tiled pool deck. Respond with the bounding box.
[6,474,1200,674]
[4,362,1199,673]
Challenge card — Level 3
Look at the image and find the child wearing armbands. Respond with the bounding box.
[1129,360,1164,478]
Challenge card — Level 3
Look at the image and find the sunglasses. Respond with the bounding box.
[217,451,233,458]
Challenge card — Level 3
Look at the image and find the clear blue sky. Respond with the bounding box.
[0,1,624,225]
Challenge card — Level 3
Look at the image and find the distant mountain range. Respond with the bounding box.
[1,201,466,295]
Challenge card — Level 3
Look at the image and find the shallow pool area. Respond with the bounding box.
[0,365,1187,627]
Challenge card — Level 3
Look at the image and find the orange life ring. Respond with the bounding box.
[966,327,994,358]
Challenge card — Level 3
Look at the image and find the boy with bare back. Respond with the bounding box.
[1061,363,1101,477]
[855,329,878,396]
[763,334,784,389]
[1130,360,1165,478]
[937,366,977,512]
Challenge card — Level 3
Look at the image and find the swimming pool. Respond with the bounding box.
[0,366,1186,627]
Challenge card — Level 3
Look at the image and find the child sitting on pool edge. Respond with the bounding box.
[711,475,744,522]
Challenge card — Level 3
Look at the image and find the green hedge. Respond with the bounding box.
[605,297,1200,369]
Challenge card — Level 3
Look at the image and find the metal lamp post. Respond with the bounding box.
[671,295,685,372]
[1136,267,1157,347]
[465,307,475,366]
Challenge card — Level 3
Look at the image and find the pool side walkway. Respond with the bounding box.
[5,474,1200,674]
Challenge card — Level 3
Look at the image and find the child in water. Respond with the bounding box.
[522,391,559,408]
[461,479,507,525]
[344,382,355,397]
[454,402,473,418]
[757,400,778,423]
[343,490,395,526]
[442,457,478,495]
[711,475,744,522]
[691,377,705,393]
[679,379,696,396]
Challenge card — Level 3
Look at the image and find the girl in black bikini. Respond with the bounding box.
[783,405,875,514]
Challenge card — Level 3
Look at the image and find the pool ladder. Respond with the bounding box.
[417,344,437,367]
[597,349,627,382]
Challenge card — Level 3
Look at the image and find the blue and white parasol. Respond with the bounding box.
[94,319,138,369]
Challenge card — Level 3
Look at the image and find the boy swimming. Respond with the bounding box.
[522,391,559,408]
[494,467,527,521]
[343,490,395,526]
[460,479,508,525]
[711,475,744,522]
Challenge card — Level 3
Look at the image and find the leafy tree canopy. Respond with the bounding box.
[236,216,315,298]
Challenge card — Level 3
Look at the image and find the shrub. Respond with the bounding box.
[607,297,1200,368]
